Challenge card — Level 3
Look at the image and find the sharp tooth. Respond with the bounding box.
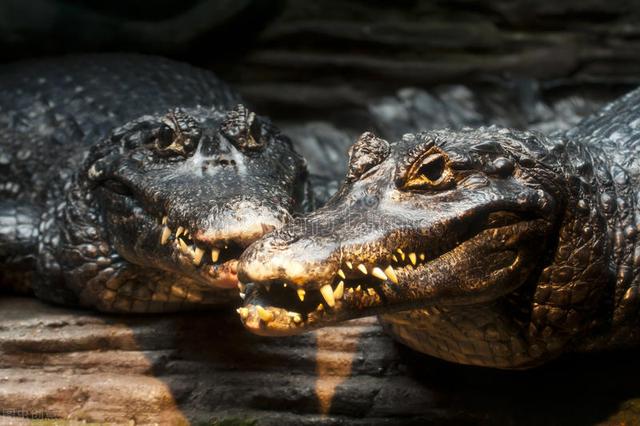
[176,226,184,237]
[397,248,405,260]
[162,216,168,225]
[357,264,368,274]
[337,269,346,279]
[385,265,398,284]
[371,267,388,281]
[367,288,376,296]
[297,289,306,302]
[409,252,417,265]
[160,226,171,245]
[239,292,246,299]
[419,253,426,261]
[178,239,189,253]
[283,283,287,288]
[287,311,302,324]
[238,283,245,292]
[346,261,353,269]
[334,281,344,300]
[211,248,220,263]
[392,255,398,262]
[236,307,249,319]
[320,284,335,307]
[356,285,362,291]
[348,287,354,294]
[193,247,205,265]
[317,304,324,311]
[256,305,274,322]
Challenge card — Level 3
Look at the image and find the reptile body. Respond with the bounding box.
[0,54,309,312]
[238,88,640,368]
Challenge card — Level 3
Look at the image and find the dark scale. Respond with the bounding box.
[0,54,312,312]
[237,88,640,369]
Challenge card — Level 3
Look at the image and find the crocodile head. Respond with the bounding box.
[237,129,567,336]
[80,105,309,299]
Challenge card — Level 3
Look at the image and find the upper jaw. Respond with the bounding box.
[238,212,547,336]
[157,213,278,290]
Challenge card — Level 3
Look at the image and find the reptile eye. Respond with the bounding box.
[102,179,134,197]
[402,151,455,191]
[153,110,200,156]
[155,124,175,149]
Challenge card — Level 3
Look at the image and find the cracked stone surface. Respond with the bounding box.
[2,297,640,425]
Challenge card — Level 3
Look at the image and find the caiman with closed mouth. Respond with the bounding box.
[0,54,310,312]
[238,88,640,369]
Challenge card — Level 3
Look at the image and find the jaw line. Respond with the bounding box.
[239,217,546,336]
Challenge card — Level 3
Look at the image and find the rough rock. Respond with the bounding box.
[1,297,640,425]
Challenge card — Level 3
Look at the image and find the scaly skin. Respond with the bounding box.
[237,88,640,369]
[0,54,310,312]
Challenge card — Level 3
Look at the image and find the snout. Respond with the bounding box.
[238,226,338,289]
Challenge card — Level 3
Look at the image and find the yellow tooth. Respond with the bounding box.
[162,216,168,225]
[397,248,405,260]
[409,252,417,266]
[193,247,205,265]
[160,226,171,245]
[348,287,354,294]
[337,269,346,279]
[287,311,302,323]
[238,283,245,292]
[385,265,398,284]
[392,255,398,262]
[320,284,335,307]
[178,239,189,253]
[239,292,246,299]
[236,307,249,319]
[367,288,376,296]
[211,248,220,263]
[357,264,368,274]
[256,305,274,322]
[317,304,324,311]
[176,226,184,237]
[297,289,306,302]
[346,261,353,269]
[371,267,388,281]
[356,285,362,291]
[334,281,344,300]
[419,253,426,261]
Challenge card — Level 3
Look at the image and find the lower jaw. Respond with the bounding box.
[199,259,240,289]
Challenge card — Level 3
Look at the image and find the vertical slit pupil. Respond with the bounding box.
[420,155,445,181]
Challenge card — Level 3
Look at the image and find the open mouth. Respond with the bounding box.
[158,215,245,289]
[238,211,542,335]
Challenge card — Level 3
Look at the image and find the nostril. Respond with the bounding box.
[218,159,236,167]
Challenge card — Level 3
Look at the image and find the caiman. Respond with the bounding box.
[237,87,640,369]
[0,54,310,312]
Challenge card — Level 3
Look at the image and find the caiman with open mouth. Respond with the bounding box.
[238,88,640,369]
[0,54,310,312]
